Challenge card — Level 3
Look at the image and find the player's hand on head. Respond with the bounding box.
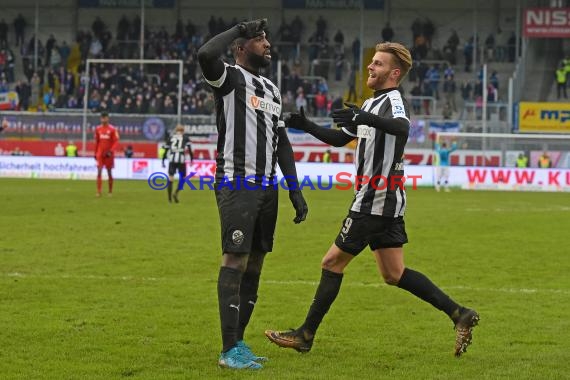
[285,106,309,131]
[289,189,308,224]
[238,18,267,39]
[331,103,363,126]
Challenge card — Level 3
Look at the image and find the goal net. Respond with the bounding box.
[432,132,570,192]
[81,59,184,156]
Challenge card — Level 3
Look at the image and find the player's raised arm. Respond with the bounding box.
[198,19,267,83]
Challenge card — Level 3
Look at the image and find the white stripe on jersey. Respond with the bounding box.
[222,89,236,178]
[371,133,396,215]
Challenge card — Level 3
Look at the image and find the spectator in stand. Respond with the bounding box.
[296,89,307,112]
[291,15,304,45]
[15,80,31,110]
[460,80,472,103]
[490,71,499,91]
[507,32,516,62]
[351,37,360,67]
[381,22,394,42]
[464,38,473,72]
[54,142,65,156]
[484,33,495,62]
[316,15,327,39]
[446,29,460,64]
[442,74,457,112]
[516,153,529,168]
[346,68,357,102]
[556,62,567,99]
[422,18,435,49]
[333,29,344,47]
[538,152,552,168]
[314,91,327,117]
[421,81,433,115]
[425,65,440,100]
[0,19,8,48]
[442,102,453,120]
[14,14,26,47]
[30,72,41,109]
[410,82,422,115]
[334,47,345,82]
[124,145,134,158]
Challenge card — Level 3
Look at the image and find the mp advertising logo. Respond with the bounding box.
[147,172,422,191]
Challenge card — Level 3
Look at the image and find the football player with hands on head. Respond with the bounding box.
[266,42,479,359]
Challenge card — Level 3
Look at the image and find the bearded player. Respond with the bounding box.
[94,111,119,197]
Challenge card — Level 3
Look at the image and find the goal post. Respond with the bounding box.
[434,132,570,168]
[81,58,184,156]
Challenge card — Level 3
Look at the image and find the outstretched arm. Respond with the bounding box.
[286,107,354,147]
[331,104,409,137]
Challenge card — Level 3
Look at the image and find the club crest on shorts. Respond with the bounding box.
[232,230,244,245]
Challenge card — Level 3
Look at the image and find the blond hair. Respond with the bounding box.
[175,124,185,133]
[375,42,412,83]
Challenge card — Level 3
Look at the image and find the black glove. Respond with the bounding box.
[331,102,373,127]
[237,18,267,39]
[285,106,311,132]
[289,189,308,224]
[104,151,112,158]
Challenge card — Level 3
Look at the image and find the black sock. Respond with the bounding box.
[167,181,172,200]
[397,268,460,319]
[218,266,243,352]
[301,269,343,337]
[237,271,260,341]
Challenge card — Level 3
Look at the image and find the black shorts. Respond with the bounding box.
[334,211,408,255]
[215,182,278,254]
[168,162,187,178]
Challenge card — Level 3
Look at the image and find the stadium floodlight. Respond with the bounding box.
[81,58,184,156]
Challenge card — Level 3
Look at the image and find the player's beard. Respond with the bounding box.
[367,70,391,90]
[245,49,270,69]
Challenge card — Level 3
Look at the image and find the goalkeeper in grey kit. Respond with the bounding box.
[266,42,479,358]
[197,18,308,370]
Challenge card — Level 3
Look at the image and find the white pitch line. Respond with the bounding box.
[4,273,569,295]
[4,272,162,282]
[263,280,570,295]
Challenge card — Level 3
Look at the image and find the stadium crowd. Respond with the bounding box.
[0,14,534,118]
[0,15,345,117]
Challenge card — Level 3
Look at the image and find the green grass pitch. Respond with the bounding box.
[1,178,569,379]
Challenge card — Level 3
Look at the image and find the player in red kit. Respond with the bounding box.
[94,111,119,197]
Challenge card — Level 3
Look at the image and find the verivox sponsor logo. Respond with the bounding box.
[147,172,422,191]
[249,95,281,116]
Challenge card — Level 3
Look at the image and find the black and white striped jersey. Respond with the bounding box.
[341,88,410,217]
[204,63,281,183]
[163,133,192,164]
